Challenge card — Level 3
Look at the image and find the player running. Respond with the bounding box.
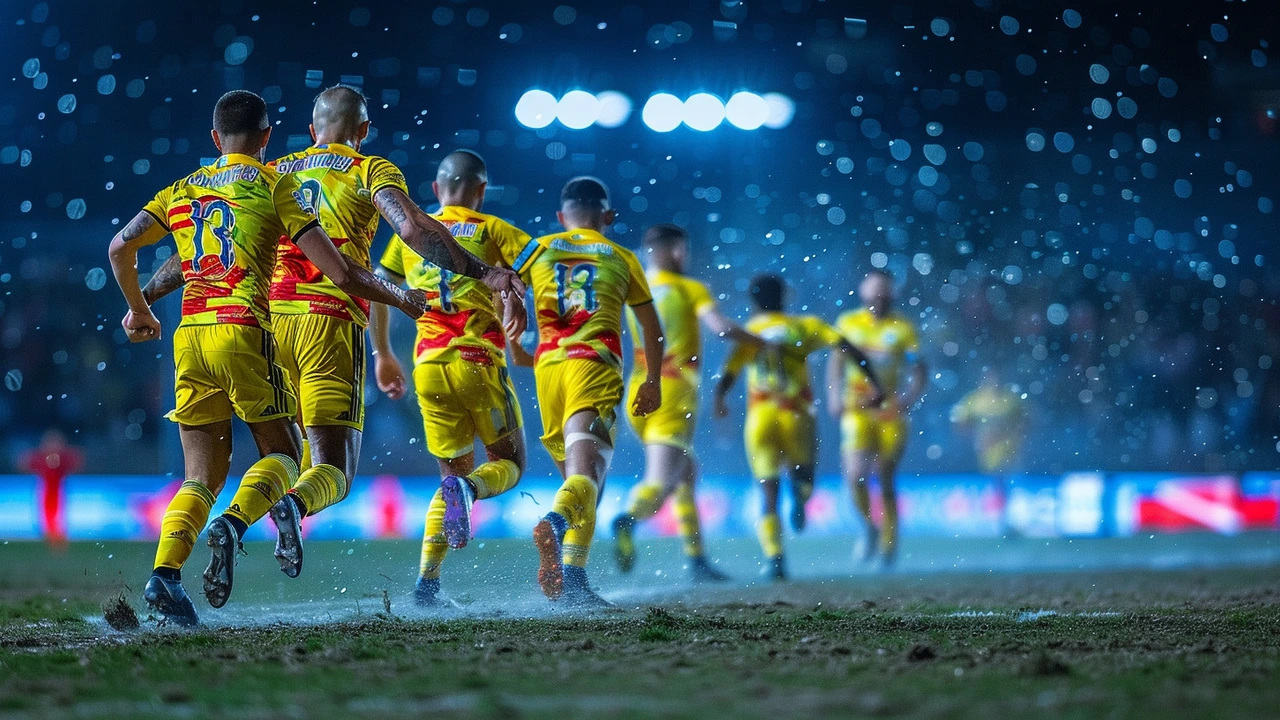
[714,274,882,581]
[506,177,664,608]
[951,369,1027,474]
[610,223,762,583]
[827,269,927,569]
[370,149,533,607]
[109,90,427,626]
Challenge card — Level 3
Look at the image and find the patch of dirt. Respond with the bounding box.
[101,593,139,632]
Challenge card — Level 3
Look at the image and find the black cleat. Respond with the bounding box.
[760,556,787,582]
[202,517,242,609]
[143,574,199,627]
[561,566,613,609]
[612,514,637,574]
[270,494,304,579]
[413,576,461,609]
[688,556,730,583]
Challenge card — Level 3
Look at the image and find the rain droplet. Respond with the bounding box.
[4,369,22,392]
[1062,9,1082,29]
[97,74,116,95]
[1091,98,1112,119]
[21,58,40,78]
[1026,132,1046,152]
[1174,179,1192,199]
[1053,132,1074,153]
[1116,97,1138,118]
[999,16,1019,35]
[85,267,107,290]
[1089,64,1110,84]
[66,198,86,219]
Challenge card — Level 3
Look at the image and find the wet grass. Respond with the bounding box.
[1,537,1279,718]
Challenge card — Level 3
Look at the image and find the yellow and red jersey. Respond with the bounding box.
[627,269,715,385]
[834,308,920,407]
[725,312,842,410]
[142,153,318,330]
[512,228,652,370]
[267,143,408,325]
[379,206,531,365]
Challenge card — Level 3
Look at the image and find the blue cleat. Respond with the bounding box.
[533,512,568,600]
[413,576,461,609]
[270,494,305,579]
[561,565,613,609]
[440,475,476,550]
[688,556,730,583]
[761,556,787,582]
[143,574,199,627]
[202,517,241,609]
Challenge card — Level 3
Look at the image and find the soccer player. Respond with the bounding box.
[610,223,761,582]
[714,274,882,580]
[827,269,927,569]
[370,149,533,606]
[144,88,525,582]
[505,177,664,607]
[109,90,427,626]
[951,369,1027,474]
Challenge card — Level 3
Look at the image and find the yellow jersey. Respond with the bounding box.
[725,312,843,409]
[627,269,716,385]
[141,153,318,330]
[267,143,409,325]
[379,206,531,365]
[834,308,920,406]
[952,385,1025,433]
[512,228,652,370]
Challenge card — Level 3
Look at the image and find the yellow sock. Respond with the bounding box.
[300,437,313,473]
[223,453,297,529]
[468,458,520,499]
[289,463,349,517]
[626,480,666,520]
[419,489,448,579]
[153,480,216,571]
[757,513,783,559]
[673,483,703,558]
[552,474,598,568]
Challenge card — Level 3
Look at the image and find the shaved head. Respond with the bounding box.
[436,150,488,193]
[311,84,368,139]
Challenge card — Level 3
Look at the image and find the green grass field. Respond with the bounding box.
[2,533,1279,718]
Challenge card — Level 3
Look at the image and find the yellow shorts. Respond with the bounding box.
[744,401,816,479]
[414,358,523,460]
[534,358,623,462]
[977,434,1020,474]
[627,374,698,451]
[274,313,366,430]
[842,409,908,458]
[168,324,296,426]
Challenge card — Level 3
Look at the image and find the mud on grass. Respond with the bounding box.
[3,569,1280,719]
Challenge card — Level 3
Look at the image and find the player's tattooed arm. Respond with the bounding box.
[369,268,410,401]
[630,302,665,417]
[108,211,170,342]
[373,187,526,296]
[141,253,184,306]
[295,225,429,320]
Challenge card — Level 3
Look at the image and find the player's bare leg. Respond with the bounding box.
[874,454,902,569]
[417,432,527,607]
[145,421,233,626]
[757,475,786,581]
[613,443,686,573]
[202,418,302,609]
[270,424,360,579]
[845,449,881,564]
[535,410,612,606]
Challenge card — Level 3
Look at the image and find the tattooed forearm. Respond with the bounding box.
[142,252,184,305]
[374,187,494,279]
[120,211,159,244]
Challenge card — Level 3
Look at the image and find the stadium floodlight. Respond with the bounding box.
[514,89,557,129]
[682,92,726,131]
[595,91,633,128]
[556,90,600,130]
[725,91,769,130]
[762,92,795,129]
[642,93,684,132]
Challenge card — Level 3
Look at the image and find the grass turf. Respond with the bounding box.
[1,534,1279,718]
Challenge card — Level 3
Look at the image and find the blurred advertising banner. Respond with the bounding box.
[0,472,1276,541]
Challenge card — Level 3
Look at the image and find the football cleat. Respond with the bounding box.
[688,556,730,583]
[143,574,199,627]
[612,514,636,574]
[202,517,242,609]
[854,524,880,564]
[413,576,461,609]
[440,475,476,550]
[561,565,614,609]
[533,512,568,600]
[877,549,898,572]
[269,494,305,579]
[760,556,787,582]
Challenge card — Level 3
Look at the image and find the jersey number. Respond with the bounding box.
[189,198,236,277]
[554,262,598,316]
[292,178,322,217]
